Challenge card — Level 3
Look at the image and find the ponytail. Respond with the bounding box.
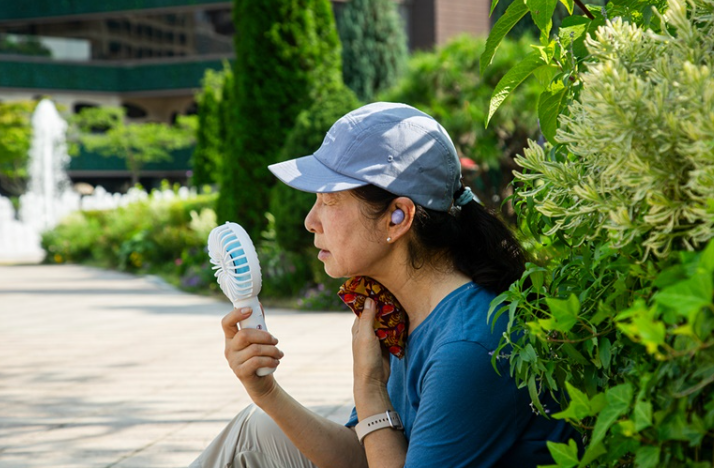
[352,185,527,295]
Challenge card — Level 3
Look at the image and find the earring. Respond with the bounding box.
[386,237,392,243]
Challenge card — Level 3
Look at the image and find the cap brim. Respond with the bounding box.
[268,155,367,193]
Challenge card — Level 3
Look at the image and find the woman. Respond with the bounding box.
[191,102,574,468]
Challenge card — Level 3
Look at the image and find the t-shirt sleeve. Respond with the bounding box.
[404,340,523,468]
[345,406,358,428]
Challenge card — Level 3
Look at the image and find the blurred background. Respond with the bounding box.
[0,0,546,308]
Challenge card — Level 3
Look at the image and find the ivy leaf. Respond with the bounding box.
[538,83,567,144]
[543,294,580,332]
[656,274,713,322]
[635,446,660,468]
[525,0,558,37]
[698,238,714,274]
[480,0,529,75]
[590,383,633,446]
[487,51,544,126]
[578,442,606,467]
[553,381,591,421]
[634,399,653,431]
[546,439,580,468]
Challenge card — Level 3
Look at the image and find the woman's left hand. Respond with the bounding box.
[352,298,391,390]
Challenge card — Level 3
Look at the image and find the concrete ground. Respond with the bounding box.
[0,265,355,468]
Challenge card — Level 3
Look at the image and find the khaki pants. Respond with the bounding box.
[189,405,319,468]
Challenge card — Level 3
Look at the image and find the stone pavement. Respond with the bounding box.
[0,265,355,468]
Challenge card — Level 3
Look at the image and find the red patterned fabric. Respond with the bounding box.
[337,276,408,359]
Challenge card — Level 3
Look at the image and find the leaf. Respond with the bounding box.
[635,446,660,468]
[522,343,538,362]
[490,0,501,16]
[538,84,568,143]
[578,442,606,467]
[698,239,714,274]
[598,337,612,370]
[480,0,529,75]
[634,400,653,431]
[553,381,591,421]
[546,439,580,468]
[656,274,713,322]
[590,384,633,446]
[544,294,580,332]
[533,64,559,86]
[559,0,574,14]
[526,0,559,35]
[487,51,544,126]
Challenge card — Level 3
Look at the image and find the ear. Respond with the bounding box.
[386,197,415,243]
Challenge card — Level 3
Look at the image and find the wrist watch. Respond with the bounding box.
[355,410,404,444]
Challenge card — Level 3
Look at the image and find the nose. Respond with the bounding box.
[304,199,321,234]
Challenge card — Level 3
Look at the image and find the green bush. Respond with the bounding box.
[487,0,714,465]
[42,191,220,294]
[336,0,408,102]
[380,35,541,213]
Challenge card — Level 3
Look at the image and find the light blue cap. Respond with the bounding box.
[268,102,462,212]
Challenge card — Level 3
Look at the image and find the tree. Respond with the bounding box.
[217,0,343,240]
[191,67,228,188]
[337,0,408,102]
[0,101,35,196]
[70,106,195,186]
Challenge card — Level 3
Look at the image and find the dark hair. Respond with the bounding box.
[352,185,527,294]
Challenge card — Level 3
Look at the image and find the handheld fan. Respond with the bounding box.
[208,222,274,376]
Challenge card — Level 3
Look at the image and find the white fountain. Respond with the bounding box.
[19,99,79,233]
[0,99,198,264]
[0,99,79,263]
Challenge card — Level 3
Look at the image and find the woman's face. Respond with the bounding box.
[304,191,388,279]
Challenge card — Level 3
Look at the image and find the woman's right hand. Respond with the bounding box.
[222,306,283,403]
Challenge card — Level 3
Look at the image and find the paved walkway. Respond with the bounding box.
[0,265,355,468]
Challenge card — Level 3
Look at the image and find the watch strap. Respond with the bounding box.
[355,410,404,444]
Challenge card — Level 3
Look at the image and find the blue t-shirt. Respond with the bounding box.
[346,282,575,467]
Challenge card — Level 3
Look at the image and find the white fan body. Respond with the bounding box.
[208,222,273,376]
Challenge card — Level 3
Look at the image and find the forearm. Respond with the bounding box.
[355,383,408,468]
[257,383,368,468]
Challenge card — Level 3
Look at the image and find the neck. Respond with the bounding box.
[377,266,471,334]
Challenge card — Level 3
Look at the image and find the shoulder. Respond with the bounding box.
[428,283,505,349]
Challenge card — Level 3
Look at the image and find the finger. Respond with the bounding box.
[235,342,284,360]
[229,327,278,350]
[233,355,281,377]
[222,307,253,339]
[358,298,379,335]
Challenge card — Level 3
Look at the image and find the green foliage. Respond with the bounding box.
[483,0,714,465]
[380,35,541,213]
[70,106,195,185]
[191,66,228,187]
[217,0,343,240]
[336,0,408,102]
[41,191,220,293]
[0,100,35,196]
